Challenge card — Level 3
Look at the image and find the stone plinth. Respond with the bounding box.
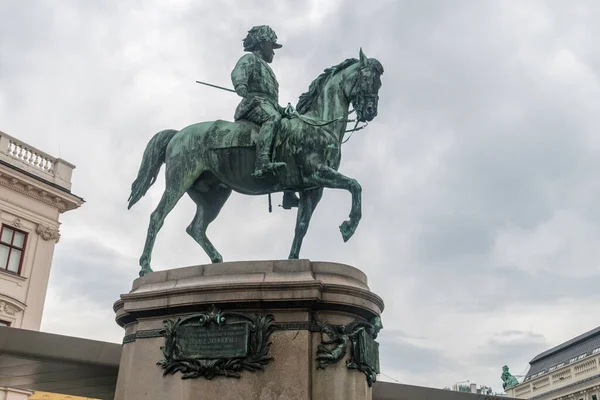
[113,259,384,400]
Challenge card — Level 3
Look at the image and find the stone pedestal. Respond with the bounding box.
[113,259,384,400]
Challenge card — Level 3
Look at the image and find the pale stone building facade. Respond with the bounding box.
[0,131,83,399]
[506,326,600,400]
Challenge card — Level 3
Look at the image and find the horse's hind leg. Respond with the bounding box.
[186,185,232,263]
[139,158,200,276]
[139,186,186,276]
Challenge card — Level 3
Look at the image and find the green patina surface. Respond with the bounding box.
[157,305,276,380]
[501,365,519,390]
[316,316,383,386]
[128,25,384,276]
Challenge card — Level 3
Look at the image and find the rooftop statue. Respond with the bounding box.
[501,365,519,390]
[128,25,384,276]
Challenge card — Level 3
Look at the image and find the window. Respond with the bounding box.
[0,320,10,327]
[557,363,565,368]
[578,353,587,360]
[593,348,600,354]
[569,357,577,363]
[0,225,26,274]
[549,366,556,372]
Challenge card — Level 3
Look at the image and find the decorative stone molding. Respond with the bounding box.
[36,224,60,243]
[0,174,67,212]
[0,300,17,316]
[11,218,22,228]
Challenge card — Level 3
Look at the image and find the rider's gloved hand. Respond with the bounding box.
[236,85,248,97]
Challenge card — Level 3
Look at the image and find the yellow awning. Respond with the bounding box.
[29,391,98,400]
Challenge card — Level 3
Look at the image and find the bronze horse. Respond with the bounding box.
[128,49,384,276]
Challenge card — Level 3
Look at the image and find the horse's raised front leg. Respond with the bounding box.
[289,188,323,259]
[308,166,362,242]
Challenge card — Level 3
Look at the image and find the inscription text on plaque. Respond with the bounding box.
[178,322,250,359]
[158,305,276,379]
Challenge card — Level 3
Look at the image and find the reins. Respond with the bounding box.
[286,107,368,144]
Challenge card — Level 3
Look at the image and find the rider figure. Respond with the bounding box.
[231,25,287,178]
[231,25,299,208]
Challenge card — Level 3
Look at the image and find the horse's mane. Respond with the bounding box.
[296,58,359,114]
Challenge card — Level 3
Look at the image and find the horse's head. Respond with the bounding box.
[349,49,384,122]
[296,50,384,125]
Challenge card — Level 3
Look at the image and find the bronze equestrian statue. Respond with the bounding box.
[128,25,384,276]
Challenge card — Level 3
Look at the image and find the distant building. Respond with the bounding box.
[506,326,600,399]
[376,381,517,399]
[446,382,506,396]
[0,131,83,399]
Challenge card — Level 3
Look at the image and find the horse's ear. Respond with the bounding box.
[359,48,368,66]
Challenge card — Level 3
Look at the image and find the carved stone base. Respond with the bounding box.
[113,259,384,400]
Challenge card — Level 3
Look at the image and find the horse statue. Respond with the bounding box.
[501,365,519,390]
[128,49,384,276]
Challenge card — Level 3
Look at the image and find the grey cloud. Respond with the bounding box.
[472,330,550,373]
[379,333,456,374]
[48,236,136,307]
[494,331,545,340]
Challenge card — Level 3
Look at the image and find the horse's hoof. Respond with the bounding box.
[339,220,356,242]
[211,256,223,263]
[139,267,153,277]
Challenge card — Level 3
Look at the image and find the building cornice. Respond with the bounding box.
[0,131,84,213]
[0,165,83,213]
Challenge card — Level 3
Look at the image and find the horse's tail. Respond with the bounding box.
[127,129,178,209]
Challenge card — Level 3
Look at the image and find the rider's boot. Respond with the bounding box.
[282,191,300,209]
[253,123,286,178]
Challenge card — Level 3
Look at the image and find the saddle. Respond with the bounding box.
[208,119,291,150]
[207,118,302,188]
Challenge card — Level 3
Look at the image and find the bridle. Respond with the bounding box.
[289,64,379,143]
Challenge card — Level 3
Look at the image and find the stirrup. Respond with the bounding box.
[282,192,300,209]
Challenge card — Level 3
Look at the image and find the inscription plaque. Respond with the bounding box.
[158,305,277,380]
[178,322,250,359]
[356,329,380,374]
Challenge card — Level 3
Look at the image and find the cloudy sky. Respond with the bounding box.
[3,0,600,393]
